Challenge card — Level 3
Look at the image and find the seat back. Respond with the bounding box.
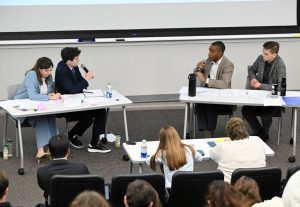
[285,164,300,187]
[7,83,21,100]
[49,174,105,207]
[168,170,224,207]
[231,167,282,200]
[110,173,165,207]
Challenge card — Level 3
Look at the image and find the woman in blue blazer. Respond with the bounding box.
[14,57,61,161]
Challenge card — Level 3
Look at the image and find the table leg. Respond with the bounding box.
[17,119,24,175]
[123,106,129,142]
[192,103,196,139]
[130,162,133,174]
[183,103,189,139]
[289,107,297,163]
[105,108,110,139]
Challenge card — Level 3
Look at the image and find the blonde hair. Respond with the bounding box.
[150,126,195,171]
[226,117,249,141]
[234,176,261,206]
[70,191,110,207]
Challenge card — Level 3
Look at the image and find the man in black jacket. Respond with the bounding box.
[55,47,110,153]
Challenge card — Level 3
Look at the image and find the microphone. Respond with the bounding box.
[80,64,89,73]
[194,59,206,73]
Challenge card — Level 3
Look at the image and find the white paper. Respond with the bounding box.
[83,89,104,97]
[263,97,283,106]
[83,97,109,105]
[100,133,116,142]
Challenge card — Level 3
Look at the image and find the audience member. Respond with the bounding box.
[194,41,234,137]
[13,57,60,161]
[55,47,111,153]
[210,117,266,182]
[234,176,261,206]
[37,135,90,195]
[147,126,202,188]
[242,41,286,141]
[282,170,300,207]
[124,179,162,207]
[0,171,12,207]
[206,180,245,207]
[70,190,110,207]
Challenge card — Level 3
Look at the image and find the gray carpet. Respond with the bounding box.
[0,103,300,207]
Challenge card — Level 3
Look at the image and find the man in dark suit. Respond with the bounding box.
[55,47,111,153]
[194,41,234,137]
[37,135,90,195]
[242,41,286,141]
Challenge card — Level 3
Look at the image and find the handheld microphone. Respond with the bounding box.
[195,59,206,73]
[80,64,89,73]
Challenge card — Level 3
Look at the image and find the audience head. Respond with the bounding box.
[262,41,279,63]
[49,134,70,159]
[234,176,261,206]
[124,179,161,207]
[30,57,54,85]
[209,41,225,62]
[61,47,81,64]
[0,170,9,202]
[70,190,110,207]
[206,180,245,207]
[226,117,249,141]
[150,125,194,171]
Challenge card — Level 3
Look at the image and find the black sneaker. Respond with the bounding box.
[69,135,84,149]
[88,144,111,153]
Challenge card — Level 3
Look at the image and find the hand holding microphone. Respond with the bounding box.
[80,64,94,80]
[195,59,206,73]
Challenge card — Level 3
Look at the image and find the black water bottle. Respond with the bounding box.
[281,78,286,96]
[188,73,196,97]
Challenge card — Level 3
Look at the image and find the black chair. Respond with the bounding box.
[282,164,300,189]
[168,170,224,207]
[49,174,105,207]
[110,173,165,207]
[231,167,282,200]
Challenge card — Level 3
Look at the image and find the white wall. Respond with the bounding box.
[0,38,299,100]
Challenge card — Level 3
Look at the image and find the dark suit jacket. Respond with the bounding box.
[248,55,286,90]
[37,159,90,194]
[55,61,89,94]
[198,55,234,89]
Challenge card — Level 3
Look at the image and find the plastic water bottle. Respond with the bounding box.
[115,134,121,148]
[141,139,147,158]
[7,138,13,157]
[106,82,112,98]
[3,144,8,160]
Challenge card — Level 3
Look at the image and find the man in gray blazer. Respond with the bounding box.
[194,41,234,137]
[242,41,286,141]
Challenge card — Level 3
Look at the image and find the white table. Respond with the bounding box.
[122,136,274,173]
[0,90,132,175]
[179,86,300,163]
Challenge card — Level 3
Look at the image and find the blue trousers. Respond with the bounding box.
[27,115,59,148]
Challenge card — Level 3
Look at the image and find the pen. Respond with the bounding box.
[83,91,93,94]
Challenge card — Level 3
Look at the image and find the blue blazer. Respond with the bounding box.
[14,70,54,101]
[55,61,89,94]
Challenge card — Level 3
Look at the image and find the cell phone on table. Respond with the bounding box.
[197,149,205,156]
[207,141,216,147]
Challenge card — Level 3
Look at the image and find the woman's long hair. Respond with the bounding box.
[26,57,53,85]
[150,126,195,171]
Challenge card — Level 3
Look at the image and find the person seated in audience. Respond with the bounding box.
[210,117,266,182]
[0,171,12,207]
[234,176,261,206]
[282,170,300,207]
[206,180,246,207]
[147,125,203,188]
[124,179,162,207]
[13,57,61,161]
[37,135,90,195]
[70,190,110,207]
